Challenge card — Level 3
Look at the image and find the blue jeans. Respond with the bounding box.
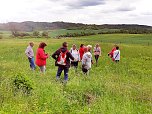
[28,57,36,70]
[56,67,69,80]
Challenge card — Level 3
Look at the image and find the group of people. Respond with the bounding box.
[25,42,120,83]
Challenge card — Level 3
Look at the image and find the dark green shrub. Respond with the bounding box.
[33,31,40,36]
[42,31,49,38]
[13,73,34,95]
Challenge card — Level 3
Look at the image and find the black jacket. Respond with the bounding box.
[52,47,74,68]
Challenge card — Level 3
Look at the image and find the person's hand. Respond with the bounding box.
[47,54,49,58]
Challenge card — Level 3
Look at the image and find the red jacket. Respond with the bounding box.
[109,47,116,58]
[79,47,84,60]
[36,48,48,66]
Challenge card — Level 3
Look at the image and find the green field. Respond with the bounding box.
[48,29,119,37]
[0,29,120,38]
[0,34,152,113]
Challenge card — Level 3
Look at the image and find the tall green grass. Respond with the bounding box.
[0,34,152,113]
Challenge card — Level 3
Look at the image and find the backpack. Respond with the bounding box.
[57,50,68,65]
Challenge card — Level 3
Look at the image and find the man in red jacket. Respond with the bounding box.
[52,42,74,83]
[36,42,49,73]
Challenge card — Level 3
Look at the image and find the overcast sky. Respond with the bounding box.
[0,0,152,25]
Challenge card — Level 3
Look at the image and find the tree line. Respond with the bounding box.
[10,31,49,38]
[56,29,152,38]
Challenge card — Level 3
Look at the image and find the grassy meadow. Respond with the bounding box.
[0,34,152,113]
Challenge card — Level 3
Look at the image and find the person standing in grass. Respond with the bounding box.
[25,42,36,70]
[87,45,94,65]
[79,44,84,61]
[113,46,120,62]
[108,45,117,61]
[35,42,49,73]
[70,44,80,71]
[52,42,74,83]
[82,46,92,75]
[94,44,101,66]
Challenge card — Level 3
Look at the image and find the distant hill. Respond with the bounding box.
[0,21,152,32]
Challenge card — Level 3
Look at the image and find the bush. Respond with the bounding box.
[13,73,34,95]
[33,31,40,36]
[42,31,49,38]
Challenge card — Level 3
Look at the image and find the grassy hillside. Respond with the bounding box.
[0,21,152,32]
[0,34,152,113]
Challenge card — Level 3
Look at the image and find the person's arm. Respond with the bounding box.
[78,50,80,61]
[39,49,48,60]
[82,56,87,65]
[94,47,96,53]
[25,47,32,58]
[108,48,115,57]
[52,49,60,60]
[99,47,101,56]
[91,54,93,64]
[68,52,74,61]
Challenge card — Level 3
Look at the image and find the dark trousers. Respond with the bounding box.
[82,65,88,75]
[56,67,69,80]
[71,61,78,68]
[28,57,36,70]
[94,55,99,62]
[115,60,119,63]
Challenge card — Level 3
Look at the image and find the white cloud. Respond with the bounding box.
[0,0,152,25]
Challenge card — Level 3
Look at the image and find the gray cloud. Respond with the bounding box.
[116,6,136,12]
[65,0,106,9]
[1,0,152,26]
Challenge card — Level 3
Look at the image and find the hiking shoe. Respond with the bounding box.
[56,77,60,82]
[62,80,68,85]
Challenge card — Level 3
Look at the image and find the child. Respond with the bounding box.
[81,47,92,75]
[113,46,120,62]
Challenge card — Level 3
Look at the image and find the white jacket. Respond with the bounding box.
[70,49,80,61]
[82,52,92,70]
[113,50,120,60]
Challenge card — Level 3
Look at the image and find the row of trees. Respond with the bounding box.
[98,29,152,34]
[57,32,96,38]
[56,29,152,38]
[11,31,49,38]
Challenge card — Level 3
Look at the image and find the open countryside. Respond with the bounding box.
[0,29,152,113]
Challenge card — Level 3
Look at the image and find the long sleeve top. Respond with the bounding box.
[25,45,34,58]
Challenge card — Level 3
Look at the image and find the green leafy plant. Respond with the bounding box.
[13,73,34,95]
